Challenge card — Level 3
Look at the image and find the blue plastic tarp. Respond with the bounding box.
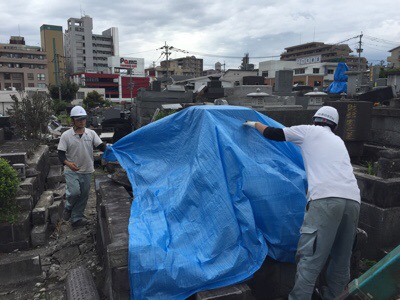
[326,62,349,94]
[103,106,307,300]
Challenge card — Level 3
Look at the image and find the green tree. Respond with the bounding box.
[8,92,54,139]
[0,158,20,223]
[48,80,79,102]
[83,90,109,109]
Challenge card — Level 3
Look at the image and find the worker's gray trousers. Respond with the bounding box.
[64,170,92,223]
[289,197,360,300]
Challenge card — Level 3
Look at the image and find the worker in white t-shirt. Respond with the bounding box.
[243,106,360,300]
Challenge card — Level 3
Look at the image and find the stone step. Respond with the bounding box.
[46,165,65,189]
[32,191,54,225]
[0,255,42,286]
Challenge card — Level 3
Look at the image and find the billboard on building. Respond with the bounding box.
[296,55,321,65]
[108,56,145,76]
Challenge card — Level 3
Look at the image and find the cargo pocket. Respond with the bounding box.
[296,226,317,262]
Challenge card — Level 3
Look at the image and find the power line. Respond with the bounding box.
[363,35,400,46]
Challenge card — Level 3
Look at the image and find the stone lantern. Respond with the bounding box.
[304,88,328,109]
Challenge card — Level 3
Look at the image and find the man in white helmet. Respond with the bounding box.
[57,106,108,228]
[243,106,360,299]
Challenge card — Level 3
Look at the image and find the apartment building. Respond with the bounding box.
[280,42,368,71]
[40,24,65,86]
[259,60,337,88]
[387,46,400,68]
[64,15,119,74]
[159,56,203,77]
[0,36,48,90]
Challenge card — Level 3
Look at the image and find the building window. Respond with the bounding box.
[37,74,46,81]
[313,68,319,74]
[28,83,35,87]
[12,73,22,80]
[4,73,11,80]
[262,71,269,78]
[294,68,305,74]
[327,69,334,74]
[37,83,46,88]
[314,81,321,86]
[28,73,34,80]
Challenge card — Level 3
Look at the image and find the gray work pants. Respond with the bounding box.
[289,197,360,300]
[64,170,92,223]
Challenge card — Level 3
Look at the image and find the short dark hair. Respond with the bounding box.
[314,121,336,131]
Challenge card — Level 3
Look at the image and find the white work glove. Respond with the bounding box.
[243,121,257,128]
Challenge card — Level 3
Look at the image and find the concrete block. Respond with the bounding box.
[111,266,130,292]
[12,210,32,241]
[32,191,54,225]
[359,202,400,259]
[107,237,129,269]
[19,176,39,205]
[355,172,400,208]
[0,255,42,285]
[0,152,27,165]
[247,257,296,299]
[0,240,30,252]
[19,176,37,195]
[12,163,26,179]
[196,283,252,300]
[0,221,13,244]
[104,200,131,241]
[15,195,33,211]
[46,165,65,187]
[0,211,31,246]
[48,200,64,225]
[31,223,50,247]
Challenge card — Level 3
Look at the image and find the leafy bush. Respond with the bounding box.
[48,80,79,102]
[0,158,20,223]
[52,99,69,114]
[8,93,54,140]
[83,91,108,109]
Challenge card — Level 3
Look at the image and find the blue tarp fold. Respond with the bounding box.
[103,106,307,300]
[326,62,349,94]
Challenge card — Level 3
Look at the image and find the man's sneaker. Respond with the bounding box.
[62,208,72,221]
[71,218,88,228]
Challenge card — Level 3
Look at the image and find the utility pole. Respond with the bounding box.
[159,42,172,79]
[128,66,134,105]
[357,32,363,71]
[53,38,62,100]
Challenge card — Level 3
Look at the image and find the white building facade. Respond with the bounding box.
[259,58,338,88]
[64,15,119,74]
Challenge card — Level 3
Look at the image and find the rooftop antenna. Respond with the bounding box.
[313,27,315,41]
[18,24,20,36]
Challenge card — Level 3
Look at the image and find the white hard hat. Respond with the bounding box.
[70,106,87,119]
[313,106,339,126]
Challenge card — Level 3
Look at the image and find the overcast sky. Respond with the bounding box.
[1,0,399,70]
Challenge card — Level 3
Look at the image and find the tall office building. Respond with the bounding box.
[0,36,48,90]
[40,24,65,86]
[64,15,119,74]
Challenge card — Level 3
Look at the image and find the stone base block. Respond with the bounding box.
[359,202,400,259]
[48,200,64,225]
[0,255,41,285]
[31,223,50,247]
